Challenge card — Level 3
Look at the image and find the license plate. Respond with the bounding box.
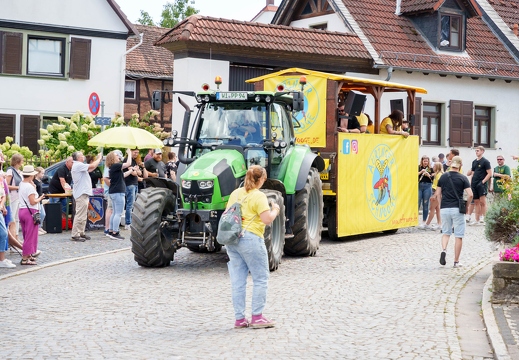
[216,92,247,100]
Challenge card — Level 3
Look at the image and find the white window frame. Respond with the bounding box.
[125,80,136,99]
[27,35,65,77]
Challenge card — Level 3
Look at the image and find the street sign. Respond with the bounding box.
[88,92,100,115]
[95,116,111,126]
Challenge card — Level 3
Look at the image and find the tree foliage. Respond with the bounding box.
[160,0,199,28]
[138,10,156,26]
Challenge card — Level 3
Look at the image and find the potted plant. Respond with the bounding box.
[487,170,519,303]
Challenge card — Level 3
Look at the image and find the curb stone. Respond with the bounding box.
[482,272,512,360]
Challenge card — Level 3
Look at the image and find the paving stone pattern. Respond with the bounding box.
[0,225,500,359]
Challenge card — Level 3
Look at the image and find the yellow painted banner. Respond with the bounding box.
[264,75,327,147]
[336,134,419,236]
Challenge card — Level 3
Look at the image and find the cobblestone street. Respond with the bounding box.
[0,225,501,359]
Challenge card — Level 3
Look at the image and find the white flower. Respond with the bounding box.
[37,139,45,146]
[68,145,75,151]
[80,125,88,133]
[39,128,49,135]
[58,133,67,141]
[70,123,78,131]
[47,125,54,132]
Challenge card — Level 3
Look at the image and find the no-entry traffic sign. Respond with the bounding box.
[88,92,100,115]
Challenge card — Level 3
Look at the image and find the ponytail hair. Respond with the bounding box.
[244,165,266,191]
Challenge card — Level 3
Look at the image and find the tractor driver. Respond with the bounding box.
[229,116,258,145]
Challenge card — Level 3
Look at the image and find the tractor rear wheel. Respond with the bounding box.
[262,190,285,271]
[285,168,323,256]
[130,188,176,267]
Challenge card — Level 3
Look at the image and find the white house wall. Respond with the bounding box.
[0,37,127,115]
[349,69,519,167]
[2,0,128,35]
[0,0,131,146]
[290,13,350,33]
[171,57,230,133]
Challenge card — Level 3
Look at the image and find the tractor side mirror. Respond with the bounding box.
[292,91,304,112]
[152,91,162,110]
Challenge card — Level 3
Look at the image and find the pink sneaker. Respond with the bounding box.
[234,318,249,329]
[250,314,275,329]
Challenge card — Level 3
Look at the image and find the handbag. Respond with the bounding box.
[446,172,466,214]
[23,198,41,225]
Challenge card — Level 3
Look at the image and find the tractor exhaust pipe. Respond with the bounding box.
[177,97,196,165]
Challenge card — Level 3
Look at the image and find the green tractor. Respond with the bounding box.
[130,78,325,271]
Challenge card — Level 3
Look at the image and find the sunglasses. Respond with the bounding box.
[497,158,504,161]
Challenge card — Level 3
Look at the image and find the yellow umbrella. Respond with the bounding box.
[87,126,163,149]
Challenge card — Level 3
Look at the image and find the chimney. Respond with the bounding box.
[267,0,274,5]
[395,0,402,15]
[514,24,518,36]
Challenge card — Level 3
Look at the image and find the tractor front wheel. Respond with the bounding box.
[130,188,176,267]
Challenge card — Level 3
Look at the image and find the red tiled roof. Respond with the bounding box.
[400,0,442,14]
[487,0,519,30]
[341,0,519,78]
[126,24,173,79]
[155,15,371,59]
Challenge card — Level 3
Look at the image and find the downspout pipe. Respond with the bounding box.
[385,66,394,81]
[120,33,144,115]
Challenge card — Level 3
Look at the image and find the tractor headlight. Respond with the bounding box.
[182,180,192,189]
[198,180,214,189]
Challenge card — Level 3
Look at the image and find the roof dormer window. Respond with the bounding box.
[440,13,463,51]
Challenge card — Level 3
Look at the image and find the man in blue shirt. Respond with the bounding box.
[70,151,102,242]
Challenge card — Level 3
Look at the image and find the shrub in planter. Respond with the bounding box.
[485,168,519,244]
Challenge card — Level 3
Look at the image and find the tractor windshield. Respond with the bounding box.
[198,103,266,146]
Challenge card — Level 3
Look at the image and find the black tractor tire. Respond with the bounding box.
[187,240,222,253]
[327,204,338,241]
[130,188,176,267]
[262,190,285,271]
[383,229,398,234]
[285,167,323,256]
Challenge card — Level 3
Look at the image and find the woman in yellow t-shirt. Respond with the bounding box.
[380,109,409,137]
[225,165,280,329]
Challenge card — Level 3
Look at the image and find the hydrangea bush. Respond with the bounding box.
[37,110,170,158]
[0,137,34,169]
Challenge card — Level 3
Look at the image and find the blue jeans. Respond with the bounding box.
[39,203,46,229]
[49,197,68,214]
[109,193,125,232]
[125,185,138,225]
[0,214,7,252]
[440,208,466,238]
[418,182,432,221]
[226,231,269,320]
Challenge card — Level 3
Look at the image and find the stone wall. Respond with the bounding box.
[492,262,519,304]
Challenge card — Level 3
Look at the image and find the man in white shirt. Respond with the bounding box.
[70,151,102,242]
